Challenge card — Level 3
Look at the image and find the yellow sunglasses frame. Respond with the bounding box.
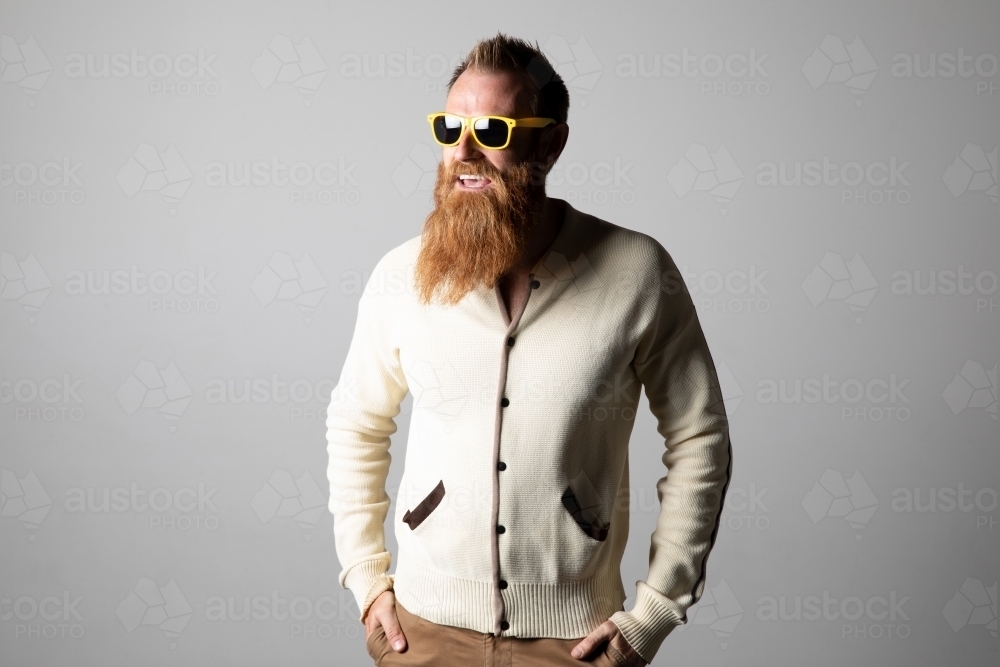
[427,113,557,150]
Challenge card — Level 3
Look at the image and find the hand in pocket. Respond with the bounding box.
[365,590,408,654]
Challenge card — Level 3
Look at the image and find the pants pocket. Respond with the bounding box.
[365,624,386,661]
[605,641,630,666]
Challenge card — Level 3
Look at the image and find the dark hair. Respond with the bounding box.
[447,32,570,124]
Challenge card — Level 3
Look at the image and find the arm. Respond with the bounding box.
[325,266,408,624]
[609,246,733,664]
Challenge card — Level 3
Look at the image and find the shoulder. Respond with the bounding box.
[367,233,422,277]
[570,207,678,286]
[362,233,422,300]
[374,233,422,272]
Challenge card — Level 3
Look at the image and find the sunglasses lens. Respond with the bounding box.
[472,117,510,148]
[432,114,463,145]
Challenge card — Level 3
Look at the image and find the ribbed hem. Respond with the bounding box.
[393,556,627,638]
[343,555,395,623]
[609,581,685,664]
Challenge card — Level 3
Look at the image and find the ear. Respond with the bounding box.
[534,123,570,174]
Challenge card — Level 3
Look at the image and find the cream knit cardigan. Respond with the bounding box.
[326,200,732,664]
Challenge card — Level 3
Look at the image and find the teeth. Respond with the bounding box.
[459,174,482,180]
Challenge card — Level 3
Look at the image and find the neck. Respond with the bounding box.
[510,196,563,276]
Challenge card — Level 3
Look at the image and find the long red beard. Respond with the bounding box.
[413,158,539,306]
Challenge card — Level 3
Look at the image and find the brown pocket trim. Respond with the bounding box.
[561,484,609,541]
[403,479,445,530]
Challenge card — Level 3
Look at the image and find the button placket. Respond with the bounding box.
[490,272,539,637]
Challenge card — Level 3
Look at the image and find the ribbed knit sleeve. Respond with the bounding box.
[609,244,733,664]
[325,265,409,624]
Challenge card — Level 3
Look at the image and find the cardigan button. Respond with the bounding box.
[507,336,515,347]
[499,579,508,590]
[530,280,540,289]
[500,397,510,407]
[496,524,506,534]
[500,620,510,631]
[497,461,507,471]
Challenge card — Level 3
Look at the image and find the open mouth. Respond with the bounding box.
[456,174,492,190]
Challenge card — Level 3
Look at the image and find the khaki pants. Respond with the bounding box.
[366,599,628,667]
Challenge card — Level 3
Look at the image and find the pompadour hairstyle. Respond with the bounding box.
[447,32,570,124]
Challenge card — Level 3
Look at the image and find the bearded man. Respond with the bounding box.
[326,33,733,667]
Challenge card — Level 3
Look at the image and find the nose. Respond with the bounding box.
[451,122,483,163]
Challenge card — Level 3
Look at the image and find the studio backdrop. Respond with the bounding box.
[1,1,997,665]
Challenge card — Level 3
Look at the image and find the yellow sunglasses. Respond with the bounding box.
[427,112,557,150]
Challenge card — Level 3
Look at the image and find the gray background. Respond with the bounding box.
[1,1,997,665]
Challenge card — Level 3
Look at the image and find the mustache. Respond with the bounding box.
[443,159,502,180]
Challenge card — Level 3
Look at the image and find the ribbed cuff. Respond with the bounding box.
[343,556,395,623]
[608,582,685,664]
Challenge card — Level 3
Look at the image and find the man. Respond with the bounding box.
[326,33,732,667]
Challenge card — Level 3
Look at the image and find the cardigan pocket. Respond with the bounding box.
[402,479,445,530]
[561,484,609,541]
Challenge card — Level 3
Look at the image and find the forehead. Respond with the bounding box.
[445,68,534,117]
